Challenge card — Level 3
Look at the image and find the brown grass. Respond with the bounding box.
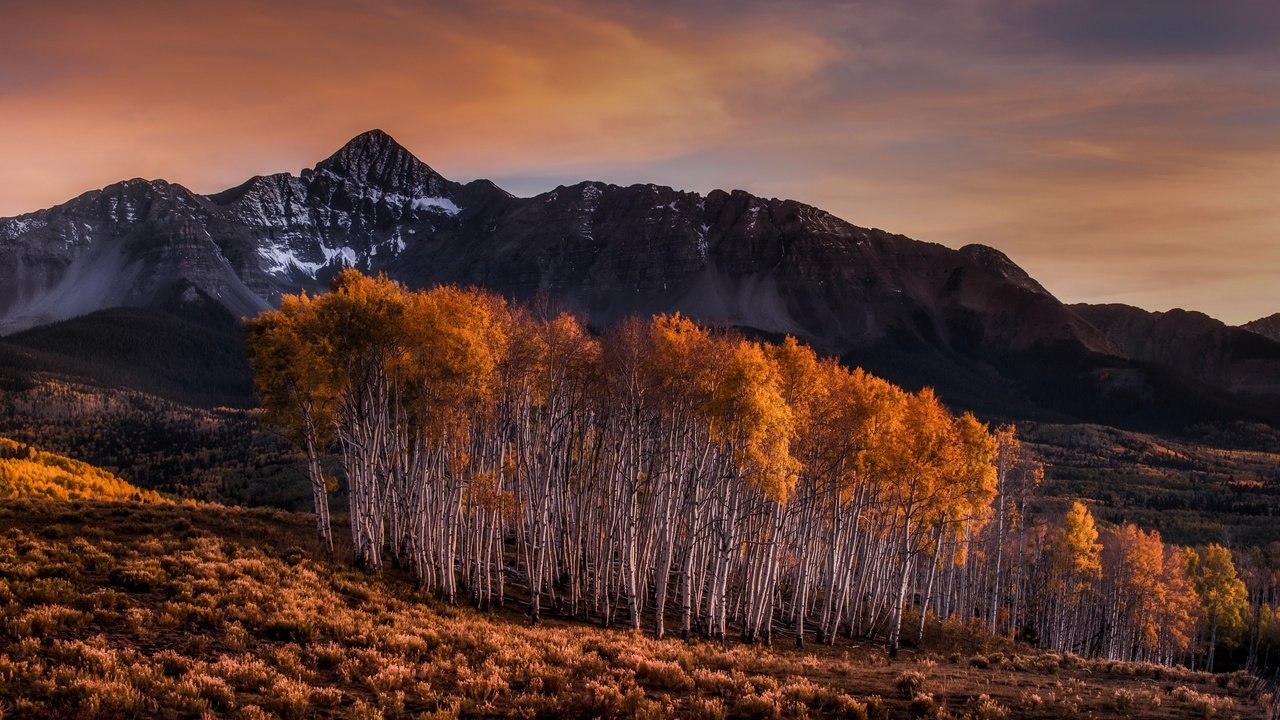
[0,498,1267,719]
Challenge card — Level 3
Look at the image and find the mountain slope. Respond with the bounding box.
[1243,312,1280,342]
[1071,304,1280,400]
[0,179,268,334]
[1,129,1275,430]
[0,292,252,408]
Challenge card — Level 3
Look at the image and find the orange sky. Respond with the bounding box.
[2,0,1277,323]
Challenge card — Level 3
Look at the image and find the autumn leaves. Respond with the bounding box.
[1029,500,1251,667]
[245,272,1005,646]
[244,271,1249,666]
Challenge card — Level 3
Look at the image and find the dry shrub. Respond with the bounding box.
[456,658,508,702]
[574,678,629,717]
[908,692,940,719]
[729,692,782,720]
[236,704,273,720]
[266,676,314,719]
[895,669,926,698]
[687,696,729,720]
[19,576,76,605]
[188,672,237,711]
[66,675,152,717]
[385,630,429,658]
[863,694,889,720]
[7,603,88,638]
[969,693,1009,720]
[108,560,167,592]
[1173,689,1235,719]
[259,611,318,643]
[211,654,276,693]
[637,657,695,692]
[1112,687,1135,711]
[776,678,867,719]
[692,667,748,696]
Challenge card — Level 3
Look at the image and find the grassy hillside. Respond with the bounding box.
[0,438,159,502]
[0,499,1270,719]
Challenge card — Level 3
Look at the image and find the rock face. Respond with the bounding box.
[1,129,1277,428]
[0,179,268,333]
[1243,313,1280,343]
[1071,304,1280,401]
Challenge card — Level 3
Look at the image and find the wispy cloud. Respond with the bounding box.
[0,0,1275,322]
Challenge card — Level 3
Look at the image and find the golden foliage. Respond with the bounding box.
[1053,501,1102,583]
[0,438,159,502]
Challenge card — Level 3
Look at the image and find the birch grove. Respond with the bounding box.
[246,271,1258,667]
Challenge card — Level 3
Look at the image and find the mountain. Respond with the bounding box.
[1243,312,1280,343]
[0,299,252,408]
[1070,304,1280,400]
[2,129,1277,430]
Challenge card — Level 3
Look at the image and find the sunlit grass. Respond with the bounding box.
[0,498,1266,718]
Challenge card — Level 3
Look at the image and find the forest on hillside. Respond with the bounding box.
[245,271,1280,674]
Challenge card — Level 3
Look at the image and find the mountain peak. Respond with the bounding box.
[339,128,399,154]
[958,244,1052,298]
[312,129,449,195]
[1243,312,1280,342]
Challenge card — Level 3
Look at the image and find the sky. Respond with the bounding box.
[1,0,1277,324]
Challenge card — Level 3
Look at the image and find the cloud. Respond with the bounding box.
[0,0,1276,323]
[1007,0,1280,59]
[0,0,835,201]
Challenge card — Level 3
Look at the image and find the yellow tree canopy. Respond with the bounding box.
[1189,544,1250,641]
[948,413,998,527]
[400,285,510,437]
[1053,501,1102,584]
[872,388,956,532]
[643,313,722,416]
[1158,546,1202,653]
[1110,523,1167,651]
[767,336,826,436]
[245,292,337,446]
[311,270,411,389]
[706,338,800,504]
[0,438,161,502]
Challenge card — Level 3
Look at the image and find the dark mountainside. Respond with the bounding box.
[1244,312,1280,343]
[1071,304,1280,401]
[2,129,1278,432]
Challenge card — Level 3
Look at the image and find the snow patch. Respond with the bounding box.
[410,196,460,215]
[327,245,357,266]
[259,244,324,276]
[1,217,47,240]
[258,241,358,277]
